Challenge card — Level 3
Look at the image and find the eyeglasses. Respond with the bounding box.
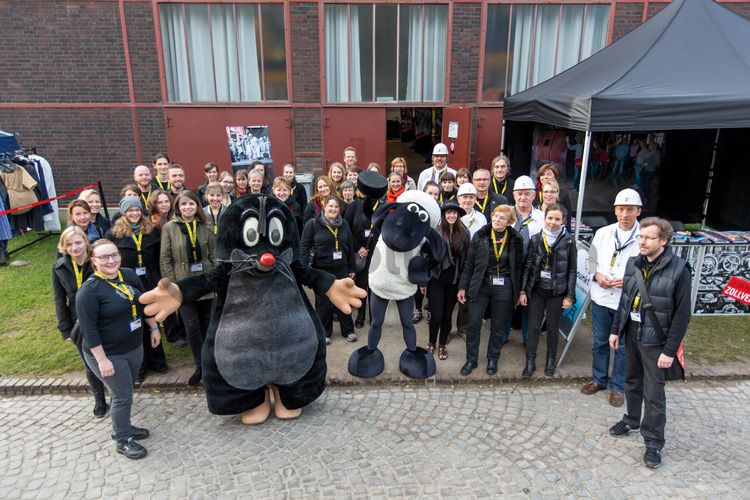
[542,190,558,194]
[94,252,121,262]
[636,235,661,241]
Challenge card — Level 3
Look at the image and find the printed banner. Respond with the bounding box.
[722,276,750,306]
[559,241,592,340]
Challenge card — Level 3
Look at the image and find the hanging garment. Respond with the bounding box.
[0,192,12,241]
[31,155,61,231]
[0,166,37,213]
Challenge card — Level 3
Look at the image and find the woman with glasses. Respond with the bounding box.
[390,157,416,191]
[77,239,161,459]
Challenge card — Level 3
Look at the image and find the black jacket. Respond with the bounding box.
[430,226,470,285]
[303,198,324,224]
[105,227,162,290]
[290,179,308,215]
[611,248,692,356]
[490,176,515,198]
[299,216,356,274]
[459,224,523,302]
[93,212,111,234]
[343,197,371,251]
[521,230,577,300]
[474,192,510,222]
[52,256,93,340]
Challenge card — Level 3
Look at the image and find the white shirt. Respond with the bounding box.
[461,210,487,239]
[513,206,544,254]
[417,165,457,191]
[588,221,641,310]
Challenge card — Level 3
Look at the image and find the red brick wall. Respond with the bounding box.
[290,3,321,104]
[125,2,162,104]
[646,2,668,19]
[450,3,481,104]
[612,2,644,41]
[0,1,129,103]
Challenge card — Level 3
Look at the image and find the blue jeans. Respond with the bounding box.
[609,158,626,180]
[591,302,626,392]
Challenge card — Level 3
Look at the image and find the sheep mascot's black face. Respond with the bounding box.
[348,187,446,380]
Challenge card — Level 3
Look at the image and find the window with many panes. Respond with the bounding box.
[159,3,287,103]
[325,4,448,103]
[482,3,610,100]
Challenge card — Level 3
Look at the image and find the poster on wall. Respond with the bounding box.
[226,125,273,174]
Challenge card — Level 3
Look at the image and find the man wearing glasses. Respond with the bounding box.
[607,217,692,469]
[582,188,642,407]
[471,168,508,222]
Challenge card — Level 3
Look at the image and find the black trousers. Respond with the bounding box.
[465,279,513,364]
[315,267,354,338]
[624,323,667,450]
[427,273,459,347]
[414,288,425,310]
[354,267,368,322]
[180,298,213,370]
[526,289,564,358]
[140,316,167,373]
[163,311,185,343]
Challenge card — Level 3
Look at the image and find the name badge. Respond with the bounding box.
[540,270,552,280]
[129,318,142,332]
[630,311,641,323]
[190,262,203,272]
[492,277,505,286]
[332,251,343,260]
[135,266,147,276]
[364,229,371,238]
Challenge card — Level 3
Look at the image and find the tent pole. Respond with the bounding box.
[700,128,721,228]
[574,130,592,242]
[500,119,507,152]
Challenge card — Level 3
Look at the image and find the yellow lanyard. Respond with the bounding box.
[140,187,151,206]
[95,270,137,319]
[326,225,339,251]
[633,267,650,309]
[71,258,84,289]
[210,206,222,235]
[542,232,552,255]
[184,219,198,261]
[291,185,296,194]
[538,190,543,203]
[432,167,445,183]
[156,178,170,191]
[475,195,489,213]
[222,196,231,207]
[130,230,143,266]
[369,199,380,231]
[491,230,508,275]
[493,177,507,195]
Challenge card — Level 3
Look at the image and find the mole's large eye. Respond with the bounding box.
[417,209,429,223]
[268,217,284,246]
[243,217,260,246]
[407,203,419,213]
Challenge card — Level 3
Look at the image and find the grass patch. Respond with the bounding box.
[0,231,192,377]
[682,316,749,363]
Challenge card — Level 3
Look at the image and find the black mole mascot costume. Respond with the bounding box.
[348,182,446,379]
[141,194,366,424]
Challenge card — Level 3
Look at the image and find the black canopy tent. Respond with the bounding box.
[503,0,750,238]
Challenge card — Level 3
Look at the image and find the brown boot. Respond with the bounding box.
[240,386,272,425]
[271,386,302,420]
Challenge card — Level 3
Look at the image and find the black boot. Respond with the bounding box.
[521,354,536,379]
[355,307,366,329]
[545,352,556,376]
[187,368,202,387]
[93,393,109,418]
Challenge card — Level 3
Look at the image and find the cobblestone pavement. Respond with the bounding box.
[2,380,749,499]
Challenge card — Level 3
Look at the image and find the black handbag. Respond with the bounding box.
[69,319,83,346]
[634,271,686,381]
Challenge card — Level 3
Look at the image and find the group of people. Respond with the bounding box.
[53,143,689,468]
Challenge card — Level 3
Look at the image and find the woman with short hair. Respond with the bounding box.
[534,163,572,214]
[234,169,249,198]
[390,157,417,191]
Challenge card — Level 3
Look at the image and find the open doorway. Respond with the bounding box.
[386,108,442,178]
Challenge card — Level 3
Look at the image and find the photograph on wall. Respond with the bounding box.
[226,125,273,172]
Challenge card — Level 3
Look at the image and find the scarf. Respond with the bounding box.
[542,226,564,247]
[386,186,405,204]
[321,214,343,229]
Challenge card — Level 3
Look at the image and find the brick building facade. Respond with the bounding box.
[1,0,748,199]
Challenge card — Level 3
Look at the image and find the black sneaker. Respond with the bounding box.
[93,398,109,419]
[111,426,149,441]
[609,420,640,436]
[116,438,147,460]
[643,447,662,468]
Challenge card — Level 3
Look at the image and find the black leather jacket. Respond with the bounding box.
[459,224,523,302]
[610,248,692,356]
[521,230,576,301]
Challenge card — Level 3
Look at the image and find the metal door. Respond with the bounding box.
[164,107,293,188]
[476,107,504,169]
[323,107,386,170]
[441,105,473,170]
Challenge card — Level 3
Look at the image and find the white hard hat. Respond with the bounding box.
[513,175,535,191]
[457,183,477,197]
[614,188,642,207]
[432,143,449,155]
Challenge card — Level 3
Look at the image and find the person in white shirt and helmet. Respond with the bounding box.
[417,143,457,191]
[458,183,487,239]
[581,188,643,407]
